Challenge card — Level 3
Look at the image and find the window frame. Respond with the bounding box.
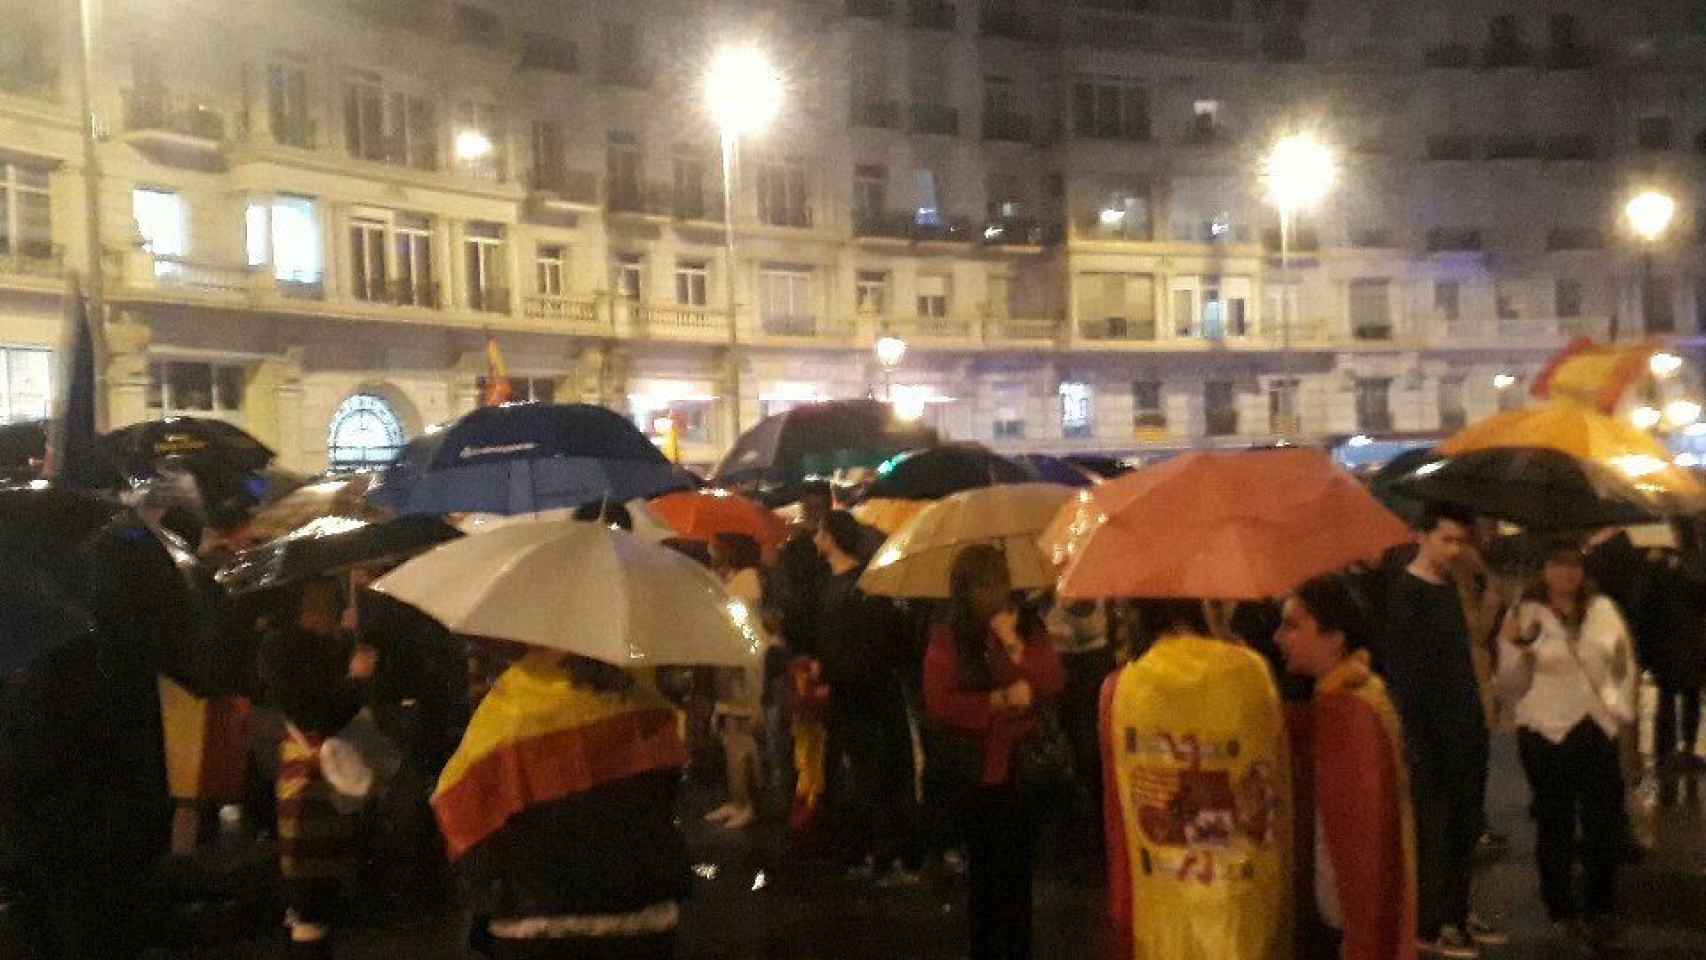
[0,162,52,261]
[674,259,709,307]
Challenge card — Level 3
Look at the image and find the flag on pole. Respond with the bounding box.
[482,335,512,407]
[51,273,104,488]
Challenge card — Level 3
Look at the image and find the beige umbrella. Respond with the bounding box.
[859,482,1076,599]
[372,521,763,667]
[244,473,383,541]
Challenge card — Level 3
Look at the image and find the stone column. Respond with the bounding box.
[715,346,741,444]
[603,345,633,413]
[103,313,152,431]
[451,350,484,417]
[573,344,606,406]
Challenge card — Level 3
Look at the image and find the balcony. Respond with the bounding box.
[911,102,960,136]
[1350,228,1396,248]
[0,242,62,281]
[468,286,511,315]
[1426,228,1483,253]
[607,181,673,219]
[1542,135,1596,161]
[1545,44,1598,70]
[979,3,1033,41]
[756,204,813,230]
[888,314,974,339]
[523,295,608,334]
[982,111,1033,143]
[268,117,317,150]
[600,63,651,90]
[1425,135,1478,161]
[988,316,1057,342]
[850,99,901,129]
[1262,227,1320,253]
[1352,323,1393,342]
[1485,134,1540,160]
[911,0,956,30]
[847,0,892,18]
[1482,42,1535,69]
[147,256,253,296]
[1423,43,1474,68]
[1078,317,1157,343]
[637,305,726,338]
[671,190,725,224]
[383,280,441,309]
[759,314,821,338]
[854,210,971,243]
[979,217,1044,247]
[0,58,58,101]
[528,166,601,208]
[121,88,226,149]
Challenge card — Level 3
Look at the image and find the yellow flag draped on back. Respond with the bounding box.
[1104,635,1292,960]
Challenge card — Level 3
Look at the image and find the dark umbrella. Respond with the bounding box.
[99,417,275,485]
[0,420,46,484]
[1063,454,1134,480]
[710,399,940,505]
[1367,445,1441,526]
[0,486,118,670]
[216,514,464,596]
[368,403,690,516]
[1015,453,1097,488]
[1392,446,1697,530]
[864,444,1031,501]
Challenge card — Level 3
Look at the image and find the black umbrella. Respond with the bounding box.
[864,444,1032,501]
[1015,453,1097,488]
[710,399,940,504]
[99,417,275,485]
[1366,445,1441,526]
[0,420,46,484]
[1063,454,1134,481]
[1392,447,1692,530]
[0,487,117,670]
[216,514,463,596]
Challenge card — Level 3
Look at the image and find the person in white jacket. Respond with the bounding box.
[1495,541,1636,947]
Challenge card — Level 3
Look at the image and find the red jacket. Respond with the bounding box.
[923,622,1064,786]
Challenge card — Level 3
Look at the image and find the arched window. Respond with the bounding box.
[327,393,405,468]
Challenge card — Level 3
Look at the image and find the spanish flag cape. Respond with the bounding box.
[1286,652,1417,960]
[1100,634,1293,960]
[432,652,686,861]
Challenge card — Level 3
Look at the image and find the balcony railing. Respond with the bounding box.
[638,305,725,335]
[1078,317,1157,342]
[1485,134,1540,160]
[911,0,956,30]
[0,242,62,279]
[887,315,973,339]
[270,117,317,149]
[847,0,892,18]
[1423,43,1474,68]
[468,285,511,315]
[122,88,226,143]
[759,314,822,338]
[854,210,972,243]
[911,102,960,136]
[1542,135,1596,161]
[277,277,324,300]
[1352,323,1394,341]
[979,217,1043,247]
[529,167,601,205]
[851,98,901,129]
[383,280,441,308]
[757,204,813,229]
[1482,42,1535,68]
[523,295,606,332]
[607,182,673,217]
[1261,227,1320,252]
[1425,135,1478,161]
[600,64,651,89]
[1545,44,1598,70]
[988,316,1057,341]
[1426,228,1483,253]
[982,111,1032,143]
[1350,228,1396,248]
[151,256,251,294]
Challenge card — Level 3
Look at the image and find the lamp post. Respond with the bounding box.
[1623,189,1676,343]
[875,335,907,403]
[706,46,782,439]
[1261,133,1335,436]
[74,0,106,428]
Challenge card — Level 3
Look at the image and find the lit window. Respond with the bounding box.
[856,271,888,314]
[0,163,52,260]
[133,188,185,273]
[1059,381,1093,439]
[536,245,565,295]
[246,195,321,284]
[327,393,405,467]
[0,347,52,424]
[147,360,244,417]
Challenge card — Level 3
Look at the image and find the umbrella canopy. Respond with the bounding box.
[860,483,1076,599]
[243,473,385,542]
[371,521,763,667]
[864,444,1032,501]
[1440,404,1677,461]
[1365,446,1442,526]
[851,496,931,536]
[369,403,690,516]
[1015,453,1098,488]
[0,420,46,484]
[0,487,119,669]
[100,417,275,485]
[649,489,788,549]
[710,399,940,504]
[1054,449,1411,601]
[1391,447,1706,530]
[216,514,463,596]
[1064,454,1134,481]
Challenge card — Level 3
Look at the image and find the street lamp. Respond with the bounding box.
[875,336,907,401]
[454,129,494,161]
[1622,189,1676,342]
[1262,134,1336,434]
[706,45,783,438]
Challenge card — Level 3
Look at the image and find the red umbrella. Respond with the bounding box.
[649,489,788,549]
[1053,448,1409,601]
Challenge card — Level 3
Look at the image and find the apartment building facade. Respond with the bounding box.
[0,0,1703,473]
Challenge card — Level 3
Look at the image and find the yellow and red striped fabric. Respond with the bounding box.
[159,677,251,803]
[432,651,686,861]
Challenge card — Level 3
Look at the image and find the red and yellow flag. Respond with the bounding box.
[482,335,512,407]
[1532,337,1658,413]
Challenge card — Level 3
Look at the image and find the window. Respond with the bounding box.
[1498,377,1524,412]
[1071,78,1148,141]
[984,76,1014,118]
[1172,276,1249,339]
[266,63,311,147]
[674,260,708,307]
[531,120,564,189]
[1132,380,1165,430]
[327,394,405,468]
[672,152,708,220]
[1263,282,1297,340]
[394,214,433,306]
[1079,273,1157,341]
[1268,379,1299,434]
[986,174,1023,221]
[853,165,887,224]
[0,11,56,99]
[1638,116,1674,150]
[1190,100,1222,143]
[992,382,1026,439]
[464,222,505,312]
[1094,191,1150,241]
[759,268,812,333]
[350,217,387,302]
[1434,280,1460,322]
[344,78,436,169]
[146,360,244,417]
[1205,381,1237,437]
[451,3,500,43]
[1547,14,1579,49]
[1349,278,1392,339]
[536,245,565,295]
[477,376,557,405]
[245,195,321,284]
[756,158,809,228]
[632,394,715,447]
[132,188,185,273]
[1438,376,1467,431]
[521,33,578,73]
[0,347,52,424]
[913,168,943,228]
[1495,281,1522,321]
[1547,278,1581,319]
[0,163,52,260]
[1644,275,1676,334]
[455,101,504,181]
[601,21,645,86]
[606,133,641,211]
[917,275,949,318]
[1059,382,1094,439]
[1355,378,1393,433]
[856,271,888,315]
[615,254,643,300]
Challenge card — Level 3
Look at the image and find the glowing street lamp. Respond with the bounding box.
[1262,134,1336,403]
[875,336,907,403]
[454,129,494,161]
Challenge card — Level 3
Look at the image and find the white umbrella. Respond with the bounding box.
[859,482,1076,599]
[372,521,762,667]
[449,498,674,543]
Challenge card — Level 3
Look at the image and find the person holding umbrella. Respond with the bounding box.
[704,532,771,831]
[1495,541,1636,948]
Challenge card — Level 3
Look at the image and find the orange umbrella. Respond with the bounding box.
[649,489,788,549]
[1055,448,1410,601]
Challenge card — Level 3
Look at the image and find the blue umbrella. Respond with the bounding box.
[1015,453,1097,488]
[369,403,691,516]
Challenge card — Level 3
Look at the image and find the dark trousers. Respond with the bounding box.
[1518,720,1625,920]
[962,787,1040,960]
[1412,734,1488,939]
[828,720,920,870]
[1655,685,1702,761]
[490,932,675,959]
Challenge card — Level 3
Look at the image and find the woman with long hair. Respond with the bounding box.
[1495,541,1636,948]
[923,544,1063,960]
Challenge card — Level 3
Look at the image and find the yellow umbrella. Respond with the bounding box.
[1440,403,1705,501]
[859,483,1075,598]
[851,497,931,536]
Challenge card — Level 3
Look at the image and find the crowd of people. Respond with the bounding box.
[3,469,1706,960]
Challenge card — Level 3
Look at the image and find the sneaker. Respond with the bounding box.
[1419,926,1480,959]
[703,803,739,824]
[1466,913,1509,946]
[721,806,757,830]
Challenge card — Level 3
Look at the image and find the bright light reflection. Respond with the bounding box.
[1611,454,1668,478]
[1627,190,1677,242]
[1632,406,1663,430]
[1664,399,1702,427]
[1492,373,1517,390]
[454,129,493,160]
[707,46,782,137]
[1264,133,1337,211]
[1676,453,1701,468]
[1650,352,1684,378]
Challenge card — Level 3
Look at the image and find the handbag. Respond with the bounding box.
[1013,705,1075,800]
